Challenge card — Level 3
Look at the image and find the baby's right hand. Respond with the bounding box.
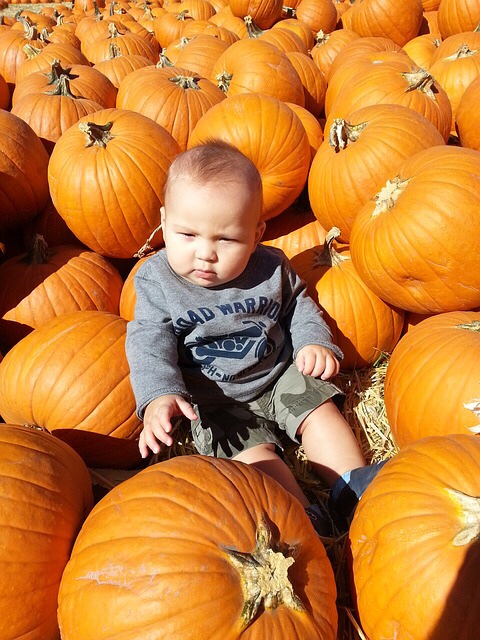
[139,395,197,459]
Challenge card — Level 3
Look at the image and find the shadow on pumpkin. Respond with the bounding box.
[53,428,143,470]
[428,542,480,640]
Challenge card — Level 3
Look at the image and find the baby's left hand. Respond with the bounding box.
[295,345,340,380]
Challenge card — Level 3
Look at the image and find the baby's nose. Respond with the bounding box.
[195,240,217,261]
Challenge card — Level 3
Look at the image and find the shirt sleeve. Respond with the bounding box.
[125,271,190,420]
[280,256,344,361]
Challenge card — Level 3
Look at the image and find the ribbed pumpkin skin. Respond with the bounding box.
[292,243,405,370]
[456,74,480,151]
[309,103,445,243]
[0,110,50,233]
[437,0,480,38]
[350,146,480,313]
[384,310,480,448]
[188,93,311,221]
[116,66,225,151]
[350,433,480,640]
[210,38,305,107]
[346,0,424,46]
[48,108,181,259]
[58,455,338,640]
[0,424,93,640]
[0,311,142,468]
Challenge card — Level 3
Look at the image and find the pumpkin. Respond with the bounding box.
[188,92,311,221]
[0,15,47,93]
[0,310,143,469]
[116,65,225,150]
[119,253,152,321]
[271,17,315,51]
[383,310,480,448]
[13,59,118,109]
[327,34,401,83]
[309,103,445,243]
[210,37,305,107]
[58,455,338,640]
[0,109,50,234]
[294,0,338,35]
[48,108,180,259]
[428,32,480,133]
[343,0,424,46]
[455,73,480,150]
[228,0,283,29]
[291,228,405,370]
[173,34,231,79]
[262,205,326,260]
[285,51,327,117]
[0,423,93,640]
[181,19,239,45]
[153,9,193,48]
[11,75,104,155]
[14,40,89,84]
[401,32,442,68]
[285,102,324,160]
[209,6,249,38]
[437,0,480,38]
[0,235,124,342]
[349,433,480,640]
[325,53,453,142]
[93,45,152,88]
[349,145,480,313]
[310,28,361,81]
[82,20,160,64]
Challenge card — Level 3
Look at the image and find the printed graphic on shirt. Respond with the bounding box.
[189,320,275,366]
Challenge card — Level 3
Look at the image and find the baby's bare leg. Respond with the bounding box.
[297,399,365,487]
[233,443,309,507]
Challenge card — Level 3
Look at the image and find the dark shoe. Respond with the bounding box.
[305,503,334,538]
[330,460,388,532]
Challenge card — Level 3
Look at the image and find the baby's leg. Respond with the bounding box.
[296,399,365,487]
[233,443,309,507]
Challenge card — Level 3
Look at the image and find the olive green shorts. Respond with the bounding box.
[191,361,344,459]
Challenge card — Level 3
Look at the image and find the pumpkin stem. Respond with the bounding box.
[464,398,480,433]
[282,5,296,17]
[328,118,367,152]
[244,15,264,38]
[215,70,232,93]
[456,321,480,332]
[46,59,76,85]
[157,49,175,67]
[18,15,39,40]
[446,489,480,546]
[169,74,201,90]
[22,42,42,60]
[446,43,478,60]
[372,177,410,217]
[78,121,114,147]
[315,29,329,45]
[107,21,122,38]
[134,222,163,258]
[45,74,78,98]
[223,515,303,629]
[313,227,349,268]
[107,41,123,59]
[402,68,438,100]
[21,234,53,265]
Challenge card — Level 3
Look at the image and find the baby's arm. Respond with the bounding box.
[140,395,198,458]
[295,344,340,380]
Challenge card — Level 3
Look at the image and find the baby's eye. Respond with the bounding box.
[219,237,236,243]
[179,232,194,238]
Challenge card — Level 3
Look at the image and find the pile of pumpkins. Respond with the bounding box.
[0,0,479,637]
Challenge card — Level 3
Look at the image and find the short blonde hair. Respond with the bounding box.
[164,140,262,202]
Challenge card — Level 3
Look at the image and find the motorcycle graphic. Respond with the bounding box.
[190,320,275,365]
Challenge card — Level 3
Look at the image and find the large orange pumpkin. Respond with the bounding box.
[437,0,480,38]
[0,109,50,234]
[343,0,424,46]
[349,145,480,313]
[48,108,181,258]
[0,423,93,640]
[309,103,445,243]
[0,310,142,469]
[58,455,338,640]
[291,228,405,370]
[383,310,480,448]
[188,92,311,221]
[350,433,480,640]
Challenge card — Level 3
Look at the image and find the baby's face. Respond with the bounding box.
[161,178,265,288]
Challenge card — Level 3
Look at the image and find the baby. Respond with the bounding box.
[126,140,384,534]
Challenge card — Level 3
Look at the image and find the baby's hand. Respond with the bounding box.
[139,394,197,458]
[295,345,340,380]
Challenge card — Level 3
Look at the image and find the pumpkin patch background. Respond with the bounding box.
[0,0,479,637]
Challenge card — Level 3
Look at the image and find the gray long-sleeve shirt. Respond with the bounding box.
[126,244,343,419]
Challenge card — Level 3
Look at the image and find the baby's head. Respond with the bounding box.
[161,141,266,288]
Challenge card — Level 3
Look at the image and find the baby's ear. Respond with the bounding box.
[160,206,166,226]
[255,220,266,244]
